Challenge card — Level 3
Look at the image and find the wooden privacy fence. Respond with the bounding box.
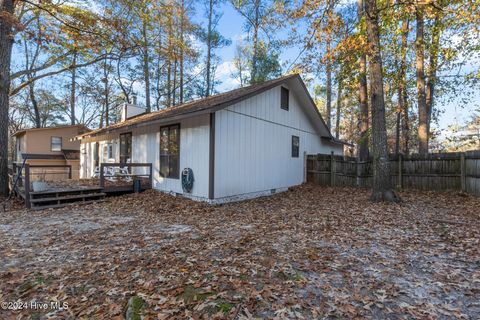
[306,151,480,196]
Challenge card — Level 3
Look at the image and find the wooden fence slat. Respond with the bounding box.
[306,152,480,196]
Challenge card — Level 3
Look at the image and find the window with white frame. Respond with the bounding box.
[51,136,62,152]
[103,143,114,161]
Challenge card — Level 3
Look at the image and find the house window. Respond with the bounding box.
[292,135,299,158]
[160,124,180,179]
[51,136,62,151]
[103,143,114,160]
[281,87,289,110]
[108,144,113,159]
[120,132,132,164]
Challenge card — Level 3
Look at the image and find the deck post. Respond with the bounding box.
[68,165,72,179]
[460,152,466,192]
[99,163,105,188]
[24,164,31,209]
[148,163,153,188]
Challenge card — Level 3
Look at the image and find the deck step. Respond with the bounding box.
[31,199,106,211]
[30,192,106,204]
[29,187,103,196]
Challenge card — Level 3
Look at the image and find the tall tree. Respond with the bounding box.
[335,73,342,139]
[398,17,409,155]
[0,0,14,196]
[232,0,282,84]
[203,0,230,97]
[415,3,428,154]
[69,50,77,125]
[364,0,399,202]
[357,0,369,160]
[141,5,152,112]
[205,0,214,97]
[325,30,332,129]
[425,9,442,142]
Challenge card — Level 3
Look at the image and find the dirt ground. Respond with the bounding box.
[0,184,479,319]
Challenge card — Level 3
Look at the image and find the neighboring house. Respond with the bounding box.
[77,74,344,203]
[13,124,91,180]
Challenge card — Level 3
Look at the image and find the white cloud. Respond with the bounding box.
[214,60,241,91]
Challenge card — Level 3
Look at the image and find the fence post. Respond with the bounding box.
[24,164,31,209]
[356,157,360,187]
[330,151,335,187]
[460,152,466,192]
[397,154,403,190]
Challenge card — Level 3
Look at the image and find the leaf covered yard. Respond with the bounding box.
[1,185,480,319]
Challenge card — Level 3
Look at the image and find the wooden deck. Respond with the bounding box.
[11,162,153,210]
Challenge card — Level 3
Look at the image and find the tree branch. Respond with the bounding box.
[10,53,118,96]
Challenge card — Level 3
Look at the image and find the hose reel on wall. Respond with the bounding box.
[181,168,194,193]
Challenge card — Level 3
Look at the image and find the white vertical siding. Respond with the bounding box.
[214,85,343,199]
[80,114,211,198]
[131,114,210,197]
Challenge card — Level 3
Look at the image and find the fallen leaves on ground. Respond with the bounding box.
[0,184,479,319]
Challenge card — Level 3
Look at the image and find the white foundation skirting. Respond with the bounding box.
[151,187,289,204]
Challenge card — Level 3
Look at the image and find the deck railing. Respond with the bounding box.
[11,163,73,208]
[99,163,153,192]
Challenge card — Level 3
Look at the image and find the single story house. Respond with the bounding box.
[77,74,344,203]
[13,124,90,180]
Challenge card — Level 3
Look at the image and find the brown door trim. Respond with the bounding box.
[209,112,215,200]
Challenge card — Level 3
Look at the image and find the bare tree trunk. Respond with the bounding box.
[24,37,41,128]
[0,0,14,196]
[364,0,400,202]
[416,4,428,154]
[426,13,441,138]
[70,50,77,125]
[179,0,185,104]
[99,104,104,128]
[326,34,332,130]
[250,0,260,84]
[28,77,41,128]
[173,57,177,106]
[395,111,401,155]
[142,18,151,112]
[116,53,131,104]
[166,8,173,108]
[103,56,109,127]
[166,59,171,107]
[398,18,409,155]
[357,0,369,160]
[335,75,342,139]
[205,0,213,97]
